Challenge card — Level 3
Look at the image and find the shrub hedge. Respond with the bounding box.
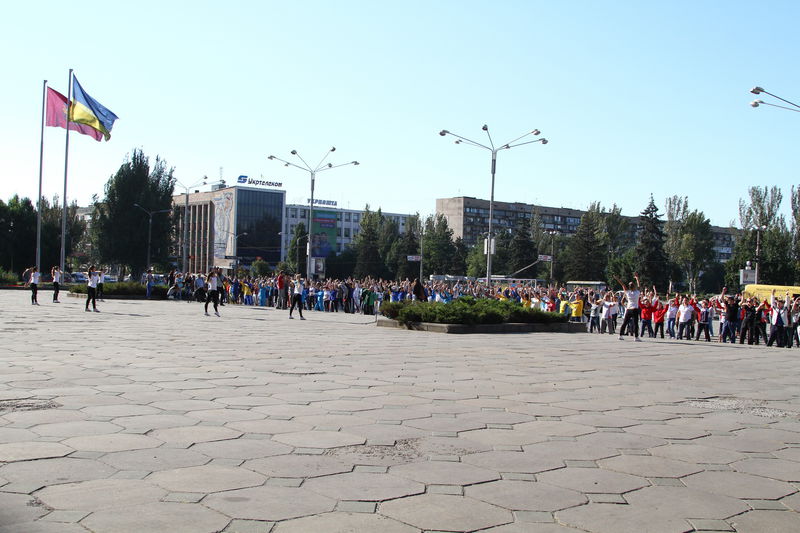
[0,268,19,284]
[382,297,567,325]
[69,281,167,298]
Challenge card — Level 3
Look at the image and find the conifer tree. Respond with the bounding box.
[634,195,668,289]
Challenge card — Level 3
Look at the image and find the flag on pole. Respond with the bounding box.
[69,76,118,141]
[45,87,103,141]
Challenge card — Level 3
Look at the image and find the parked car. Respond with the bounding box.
[70,272,87,283]
[103,275,118,283]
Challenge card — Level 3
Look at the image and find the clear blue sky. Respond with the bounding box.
[2,0,799,227]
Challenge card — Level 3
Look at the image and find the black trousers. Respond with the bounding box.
[53,281,59,301]
[205,289,219,312]
[620,308,640,338]
[767,325,785,347]
[30,283,38,303]
[739,321,756,345]
[695,323,711,342]
[85,287,97,309]
[289,293,304,318]
[654,322,665,339]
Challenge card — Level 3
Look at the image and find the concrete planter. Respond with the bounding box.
[376,317,585,334]
[67,292,163,301]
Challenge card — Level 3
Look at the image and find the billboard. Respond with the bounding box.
[213,189,236,268]
[311,209,337,258]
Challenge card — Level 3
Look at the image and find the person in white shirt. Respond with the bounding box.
[86,266,100,312]
[288,274,306,320]
[676,296,695,340]
[204,269,221,317]
[615,272,642,341]
[51,266,62,303]
[23,266,41,305]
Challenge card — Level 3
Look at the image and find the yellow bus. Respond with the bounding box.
[743,284,800,301]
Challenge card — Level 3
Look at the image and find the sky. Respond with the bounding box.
[2,0,799,228]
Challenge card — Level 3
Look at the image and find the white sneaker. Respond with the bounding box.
[634,337,642,342]
[205,312,210,316]
[300,317,306,320]
[93,309,100,313]
[85,308,91,312]
[289,315,294,319]
[618,336,624,340]
[215,312,220,317]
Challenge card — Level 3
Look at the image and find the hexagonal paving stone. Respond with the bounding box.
[30,421,122,437]
[272,430,365,448]
[782,491,800,512]
[732,458,800,482]
[391,460,500,486]
[62,433,161,453]
[80,501,229,533]
[648,443,746,464]
[100,447,210,471]
[694,435,784,453]
[190,438,292,460]
[537,467,648,494]
[734,427,800,444]
[577,431,667,450]
[185,408,266,423]
[0,492,50,526]
[598,455,702,478]
[0,427,40,443]
[0,521,88,533]
[683,471,797,500]
[344,423,428,445]
[523,440,620,461]
[624,424,709,440]
[563,413,641,428]
[457,410,534,425]
[149,399,223,411]
[458,428,549,446]
[226,419,313,434]
[380,493,512,532]
[557,502,692,533]
[0,441,73,462]
[0,458,116,493]
[482,525,589,533]
[1,409,86,427]
[729,510,800,533]
[273,512,418,533]
[81,404,162,417]
[466,480,587,511]
[313,400,382,412]
[110,414,199,433]
[462,450,564,474]
[294,414,375,428]
[773,447,800,462]
[625,485,750,520]
[149,425,242,446]
[514,420,597,437]
[304,472,424,501]
[147,464,265,493]
[204,486,335,520]
[243,454,353,478]
[35,479,166,510]
[404,416,486,433]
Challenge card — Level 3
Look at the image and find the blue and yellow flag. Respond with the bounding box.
[69,76,118,141]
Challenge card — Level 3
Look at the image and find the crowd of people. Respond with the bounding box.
[20,265,800,347]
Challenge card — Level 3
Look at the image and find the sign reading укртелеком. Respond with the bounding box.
[236,175,282,188]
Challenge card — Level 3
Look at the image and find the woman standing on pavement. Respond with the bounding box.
[86,265,100,312]
[23,266,40,305]
[51,266,62,303]
[204,268,221,317]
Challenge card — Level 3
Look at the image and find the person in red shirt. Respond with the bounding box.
[652,291,668,339]
[639,289,656,338]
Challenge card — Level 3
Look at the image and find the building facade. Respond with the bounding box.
[173,185,285,273]
[436,196,736,263]
[282,203,413,256]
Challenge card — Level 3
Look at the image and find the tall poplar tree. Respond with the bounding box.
[634,195,668,289]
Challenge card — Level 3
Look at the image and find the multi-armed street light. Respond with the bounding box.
[267,148,359,281]
[133,204,172,270]
[175,178,224,273]
[750,87,800,113]
[439,125,547,290]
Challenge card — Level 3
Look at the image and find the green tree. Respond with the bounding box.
[326,246,357,280]
[466,235,487,278]
[288,221,308,275]
[39,196,86,272]
[421,214,457,277]
[92,149,175,277]
[603,203,632,264]
[791,185,800,279]
[387,215,420,281]
[251,259,272,277]
[607,248,637,289]
[634,195,669,290]
[508,216,537,277]
[377,214,399,279]
[353,205,382,278]
[1,195,36,275]
[451,237,468,276]
[564,206,606,281]
[673,210,714,294]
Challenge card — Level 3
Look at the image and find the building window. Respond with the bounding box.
[345,212,351,222]
[344,228,351,238]
[290,208,297,218]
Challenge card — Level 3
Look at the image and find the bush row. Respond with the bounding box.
[69,281,167,298]
[0,269,19,284]
[381,297,568,325]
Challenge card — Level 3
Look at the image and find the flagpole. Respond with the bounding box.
[36,80,47,270]
[60,69,73,272]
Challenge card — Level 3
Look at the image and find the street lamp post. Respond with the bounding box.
[439,126,547,289]
[133,204,171,271]
[750,87,800,113]
[267,148,359,281]
[754,224,767,284]
[175,179,223,273]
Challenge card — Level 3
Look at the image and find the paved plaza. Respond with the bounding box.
[0,290,798,533]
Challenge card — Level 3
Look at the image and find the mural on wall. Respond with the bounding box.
[213,190,234,264]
